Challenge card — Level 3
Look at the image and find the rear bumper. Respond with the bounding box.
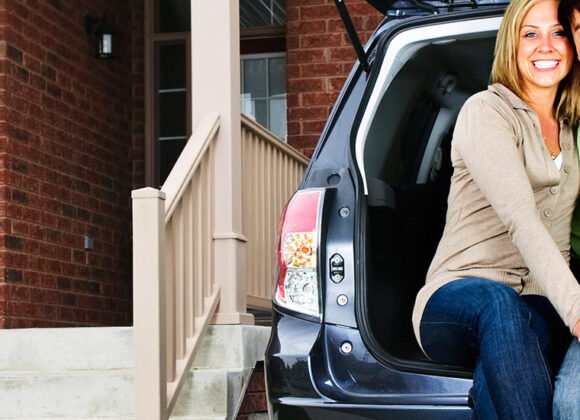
[265,309,473,419]
[270,398,472,420]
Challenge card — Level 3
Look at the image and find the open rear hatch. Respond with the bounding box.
[337,0,510,72]
[365,0,511,15]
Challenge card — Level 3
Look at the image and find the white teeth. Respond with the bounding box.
[533,60,558,69]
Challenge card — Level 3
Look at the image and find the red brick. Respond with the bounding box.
[247,371,266,392]
[328,76,347,92]
[300,32,343,49]
[286,92,301,108]
[287,77,325,92]
[289,107,329,121]
[363,15,384,31]
[329,47,357,62]
[286,35,299,50]
[238,392,267,414]
[302,92,339,107]
[288,134,320,149]
[288,19,327,34]
[287,6,300,21]
[300,5,337,20]
[303,120,327,135]
[288,0,329,6]
[8,284,28,300]
[287,48,326,63]
[345,1,382,17]
[287,121,301,135]
[300,62,343,78]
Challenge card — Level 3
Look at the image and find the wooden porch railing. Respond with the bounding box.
[132,113,220,420]
[132,113,309,419]
[241,115,309,309]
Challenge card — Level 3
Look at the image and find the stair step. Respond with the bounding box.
[172,368,252,418]
[193,326,270,369]
[247,414,269,420]
[0,327,133,371]
[0,370,133,418]
[0,325,271,418]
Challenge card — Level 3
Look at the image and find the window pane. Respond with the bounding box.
[241,54,287,140]
[159,91,187,138]
[158,44,186,90]
[160,139,187,184]
[270,97,287,139]
[156,41,188,184]
[253,99,269,128]
[155,0,190,33]
[241,93,255,116]
[243,59,268,98]
[269,57,285,96]
[240,0,286,28]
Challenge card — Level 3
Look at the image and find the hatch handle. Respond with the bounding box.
[334,0,370,73]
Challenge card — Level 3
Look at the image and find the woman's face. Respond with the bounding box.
[517,0,573,95]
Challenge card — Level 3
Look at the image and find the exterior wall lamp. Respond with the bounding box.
[84,14,114,59]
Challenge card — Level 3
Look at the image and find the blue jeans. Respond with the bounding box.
[420,278,568,420]
[553,339,580,419]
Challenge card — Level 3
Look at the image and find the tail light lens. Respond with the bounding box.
[274,189,324,318]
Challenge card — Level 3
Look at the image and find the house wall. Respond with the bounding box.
[131,0,146,190]
[286,0,381,156]
[0,0,140,327]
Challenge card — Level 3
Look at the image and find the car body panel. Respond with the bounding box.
[266,312,473,418]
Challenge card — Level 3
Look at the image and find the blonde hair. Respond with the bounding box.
[491,0,580,124]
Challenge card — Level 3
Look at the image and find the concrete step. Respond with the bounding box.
[172,369,251,418]
[0,327,134,419]
[193,325,271,369]
[0,327,133,371]
[0,371,133,419]
[170,417,225,420]
[0,325,271,419]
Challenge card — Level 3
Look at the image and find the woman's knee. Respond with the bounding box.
[470,282,528,323]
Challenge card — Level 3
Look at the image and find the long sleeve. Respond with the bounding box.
[453,94,580,331]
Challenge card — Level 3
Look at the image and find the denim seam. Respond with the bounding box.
[527,309,554,395]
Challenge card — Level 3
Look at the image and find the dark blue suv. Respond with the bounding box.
[265,1,513,418]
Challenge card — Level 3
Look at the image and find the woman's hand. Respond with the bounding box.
[574,319,580,340]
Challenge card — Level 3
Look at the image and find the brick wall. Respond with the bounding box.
[130,0,145,189]
[0,0,138,327]
[286,0,382,156]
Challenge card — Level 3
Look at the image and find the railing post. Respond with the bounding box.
[132,187,168,420]
[191,0,253,324]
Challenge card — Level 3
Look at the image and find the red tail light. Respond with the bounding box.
[274,189,324,318]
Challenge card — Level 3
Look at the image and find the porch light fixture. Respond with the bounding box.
[84,14,114,59]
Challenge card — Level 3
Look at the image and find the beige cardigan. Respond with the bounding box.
[412,84,580,349]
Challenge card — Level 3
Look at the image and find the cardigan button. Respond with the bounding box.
[544,208,553,218]
[562,142,571,151]
[550,186,559,194]
[564,164,571,173]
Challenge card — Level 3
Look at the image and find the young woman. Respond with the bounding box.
[412,0,580,417]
